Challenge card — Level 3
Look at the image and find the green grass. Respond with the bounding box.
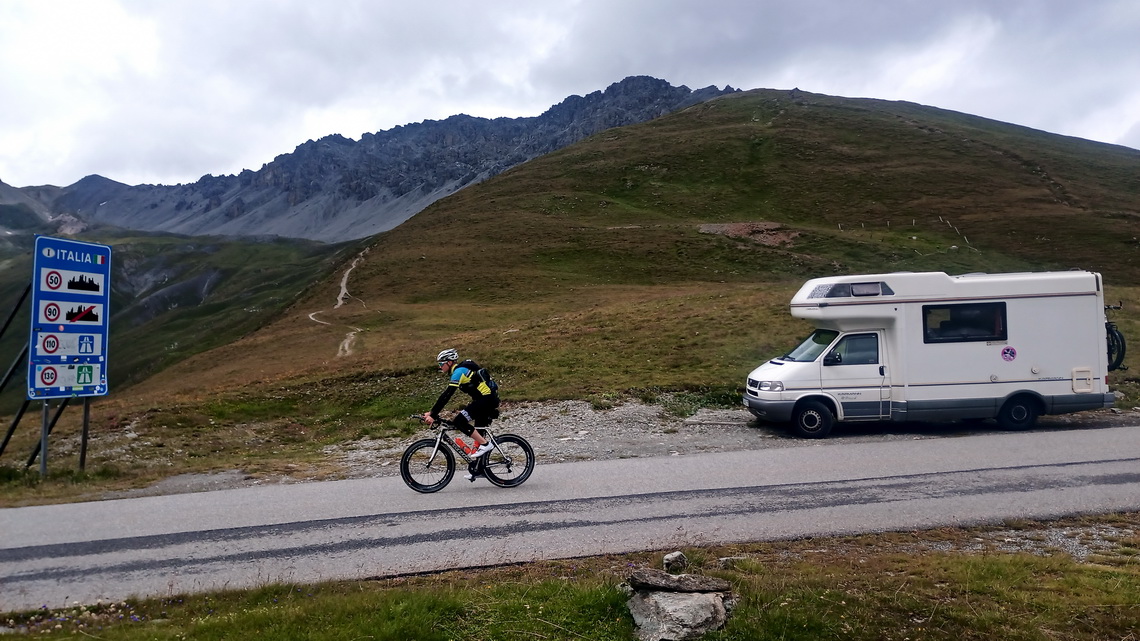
[5,514,1139,639]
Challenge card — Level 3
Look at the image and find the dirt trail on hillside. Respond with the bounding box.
[308,247,369,356]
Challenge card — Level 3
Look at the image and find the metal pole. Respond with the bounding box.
[39,400,49,477]
[28,397,68,470]
[80,397,91,471]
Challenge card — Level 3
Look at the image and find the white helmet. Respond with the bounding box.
[436,348,459,363]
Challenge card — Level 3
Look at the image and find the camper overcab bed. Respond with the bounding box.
[743,270,1117,438]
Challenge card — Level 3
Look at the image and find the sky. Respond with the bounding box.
[1,0,1137,188]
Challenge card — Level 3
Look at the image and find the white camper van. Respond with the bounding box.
[743,270,1118,438]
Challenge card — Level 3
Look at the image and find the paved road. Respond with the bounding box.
[2,425,1139,612]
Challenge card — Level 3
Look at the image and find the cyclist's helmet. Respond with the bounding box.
[436,348,459,365]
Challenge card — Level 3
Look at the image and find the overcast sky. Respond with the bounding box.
[1,0,1137,188]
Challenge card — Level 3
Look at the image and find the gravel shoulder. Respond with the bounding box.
[133,400,1140,495]
[325,400,1140,477]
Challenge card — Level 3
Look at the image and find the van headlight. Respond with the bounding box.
[758,381,784,392]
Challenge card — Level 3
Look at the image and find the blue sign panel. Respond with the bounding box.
[28,236,111,399]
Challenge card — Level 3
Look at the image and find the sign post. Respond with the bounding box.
[27,236,111,474]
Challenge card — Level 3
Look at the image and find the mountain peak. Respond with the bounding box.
[25,77,736,243]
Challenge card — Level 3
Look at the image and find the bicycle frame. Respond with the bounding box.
[422,420,499,467]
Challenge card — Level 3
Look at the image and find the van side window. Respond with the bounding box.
[923,302,1007,343]
[808,281,895,298]
[829,333,879,365]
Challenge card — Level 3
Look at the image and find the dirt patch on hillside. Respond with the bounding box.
[699,221,799,245]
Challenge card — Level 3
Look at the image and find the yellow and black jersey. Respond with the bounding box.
[430,360,498,418]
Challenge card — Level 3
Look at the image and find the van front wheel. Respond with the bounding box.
[792,401,834,439]
[997,397,1039,431]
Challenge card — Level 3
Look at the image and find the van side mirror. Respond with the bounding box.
[824,352,842,366]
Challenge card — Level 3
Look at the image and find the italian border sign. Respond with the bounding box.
[28,236,111,399]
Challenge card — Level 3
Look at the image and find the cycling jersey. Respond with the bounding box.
[430,360,499,424]
[450,361,496,398]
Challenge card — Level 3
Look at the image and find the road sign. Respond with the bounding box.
[28,236,111,399]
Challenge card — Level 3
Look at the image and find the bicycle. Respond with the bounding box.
[1106,301,1127,372]
[400,416,535,493]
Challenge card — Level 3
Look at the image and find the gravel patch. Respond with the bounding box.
[322,400,786,478]
[323,400,1140,478]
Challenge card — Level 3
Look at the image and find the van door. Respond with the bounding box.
[820,331,890,419]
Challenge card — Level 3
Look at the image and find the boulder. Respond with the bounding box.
[628,591,727,641]
[629,568,730,593]
[626,568,735,641]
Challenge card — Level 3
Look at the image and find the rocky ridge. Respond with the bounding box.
[2,77,738,243]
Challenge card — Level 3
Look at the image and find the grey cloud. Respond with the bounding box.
[1,0,1136,187]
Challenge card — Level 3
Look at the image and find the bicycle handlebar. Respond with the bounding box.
[409,414,455,428]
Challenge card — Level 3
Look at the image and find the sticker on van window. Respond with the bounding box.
[1001,346,1017,361]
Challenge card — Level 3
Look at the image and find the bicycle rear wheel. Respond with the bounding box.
[1108,324,1127,371]
[400,439,455,493]
[482,434,535,488]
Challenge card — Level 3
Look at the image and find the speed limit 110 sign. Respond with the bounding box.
[27,236,112,399]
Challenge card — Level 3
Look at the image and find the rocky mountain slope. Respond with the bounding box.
[1,77,736,243]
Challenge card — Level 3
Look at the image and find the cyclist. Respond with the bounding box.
[423,348,501,480]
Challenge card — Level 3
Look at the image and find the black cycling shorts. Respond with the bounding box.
[452,399,500,434]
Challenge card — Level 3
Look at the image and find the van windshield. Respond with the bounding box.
[781,329,839,362]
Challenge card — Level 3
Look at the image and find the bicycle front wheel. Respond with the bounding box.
[483,434,535,488]
[400,439,455,493]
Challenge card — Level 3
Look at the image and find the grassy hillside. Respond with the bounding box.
[3,88,1140,498]
[0,232,352,415]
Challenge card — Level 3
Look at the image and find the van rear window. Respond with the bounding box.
[923,302,1007,343]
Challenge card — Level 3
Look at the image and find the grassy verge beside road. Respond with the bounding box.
[5,512,1138,639]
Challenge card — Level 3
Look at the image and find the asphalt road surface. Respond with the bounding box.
[3,425,1139,612]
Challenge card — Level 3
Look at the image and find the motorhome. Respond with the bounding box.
[743,270,1118,438]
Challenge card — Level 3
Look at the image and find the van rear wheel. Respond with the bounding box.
[791,401,834,439]
[997,397,1039,431]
